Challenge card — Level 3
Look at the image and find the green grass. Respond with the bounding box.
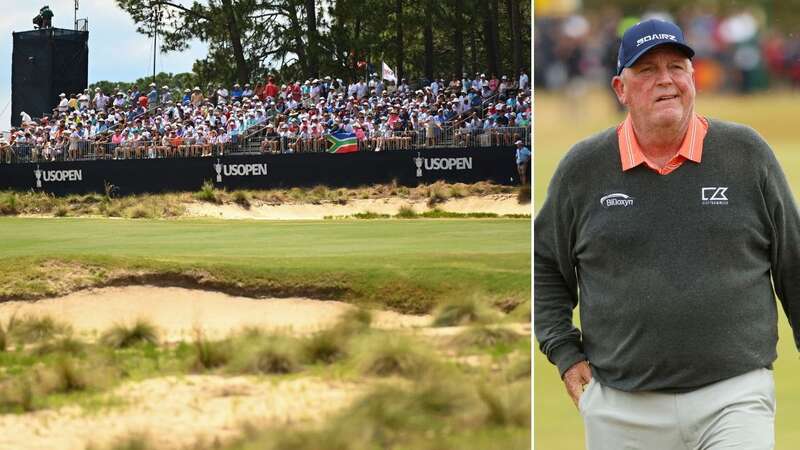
[535,89,800,449]
[0,183,530,445]
[0,218,530,315]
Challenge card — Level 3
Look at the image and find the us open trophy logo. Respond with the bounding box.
[34,165,42,188]
[214,158,223,183]
[414,152,423,177]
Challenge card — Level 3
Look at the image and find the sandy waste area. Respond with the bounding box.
[0,286,437,449]
[0,286,432,342]
[184,194,530,220]
[0,375,363,450]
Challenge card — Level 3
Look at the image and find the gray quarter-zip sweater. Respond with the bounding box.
[534,119,800,392]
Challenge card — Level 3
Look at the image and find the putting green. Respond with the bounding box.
[0,217,531,315]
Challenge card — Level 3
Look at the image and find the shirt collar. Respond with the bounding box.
[617,113,708,171]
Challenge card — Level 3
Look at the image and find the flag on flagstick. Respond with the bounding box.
[327,131,358,154]
[382,62,397,84]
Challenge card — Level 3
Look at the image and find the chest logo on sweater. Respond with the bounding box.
[701,187,729,205]
[600,193,635,208]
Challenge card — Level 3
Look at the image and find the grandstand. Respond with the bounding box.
[1,75,530,163]
[0,71,530,195]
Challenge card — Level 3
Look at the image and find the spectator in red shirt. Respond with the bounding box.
[265,77,279,99]
[291,82,302,102]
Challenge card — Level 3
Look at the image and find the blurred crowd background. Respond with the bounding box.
[535,0,800,93]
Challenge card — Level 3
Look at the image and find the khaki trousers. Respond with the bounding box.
[580,368,775,450]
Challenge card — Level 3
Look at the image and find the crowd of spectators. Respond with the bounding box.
[535,8,800,94]
[0,71,531,163]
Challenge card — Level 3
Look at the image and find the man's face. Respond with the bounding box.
[612,45,695,130]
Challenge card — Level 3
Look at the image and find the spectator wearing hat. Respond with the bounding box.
[19,111,33,126]
[514,139,530,185]
[430,78,440,96]
[191,87,204,107]
[77,89,90,111]
[113,92,127,109]
[518,68,529,91]
[147,83,158,105]
[57,93,69,113]
[498,75,511,97]
[231,84,243,103]
[94,88,110,112]
[161,86,173,105]
[216,85,229,105]
[181,89,191,105]
[242,83,254,99]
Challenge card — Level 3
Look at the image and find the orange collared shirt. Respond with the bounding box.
[617,113,708,175]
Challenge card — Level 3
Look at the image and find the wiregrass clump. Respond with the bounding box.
[90,432,155,450]
[8,315,72,344]
[232,190,252,209]
[0,192,20,215]
[127,206,153,219]
[227,335,300,375]
[333,307,372,336]
[452,326,522,348]
[507,299,531,323]
[0,376,36,412]
[191,331,233,371]
[33,336,87,356]
[301,307,373,364]
[356,334,437,378]
[0,356,111,413]
[231,379,482,450]
[426,182,451,207]
[302,330,348,364]
[195,180,222,204]
[41,357,92,393]
[396,204,417,218]
[478,381,531,427]
[100,319,159,348]
[432,296,499,327]
[507,353,531,382]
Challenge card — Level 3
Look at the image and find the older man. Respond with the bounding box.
[534,19,800,450]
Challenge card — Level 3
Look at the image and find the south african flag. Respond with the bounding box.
[327,131,359,154]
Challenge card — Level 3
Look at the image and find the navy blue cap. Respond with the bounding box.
[616,19,694,75]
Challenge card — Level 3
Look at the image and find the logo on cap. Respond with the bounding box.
[636,34,677,47]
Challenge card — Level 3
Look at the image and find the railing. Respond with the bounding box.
[1,140,241,163]
[0,126,530,164]
[245,126,530,155]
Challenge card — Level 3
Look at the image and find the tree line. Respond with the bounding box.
[115,0,531,87]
